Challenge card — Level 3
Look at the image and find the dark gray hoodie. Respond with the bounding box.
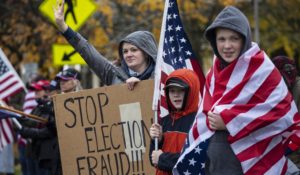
[63,28,157,85]
[203,6,251,174]
[204,6,252,65]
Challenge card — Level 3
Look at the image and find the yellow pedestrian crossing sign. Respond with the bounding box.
[39,0,96,31]
[52,44,87,65]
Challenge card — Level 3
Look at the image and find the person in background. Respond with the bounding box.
[19,78,62,175]
[272,55,300,169]
[272,56,300,110]
[149,69,200,175]
[18,79,51,175]
[18,75,46,175]
[55,68,82,93]
[53,0,157,90]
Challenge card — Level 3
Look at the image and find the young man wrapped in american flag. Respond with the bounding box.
[174,6,300,175]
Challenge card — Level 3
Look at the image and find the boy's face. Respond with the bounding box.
[168,86,185,110]
[216,28,243,63]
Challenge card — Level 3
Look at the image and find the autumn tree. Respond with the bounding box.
[0,0,59,78]
[1,0,300,80]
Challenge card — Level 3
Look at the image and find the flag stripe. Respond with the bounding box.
[228,93,292,143]
[22,91,37,114]
[215,53,264,111]
[220,68,281,125]
[0,119,13,151]
[225,77,288,137]
[244,137,285,174]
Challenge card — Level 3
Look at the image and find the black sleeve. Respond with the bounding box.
[157,152,180,172]
[62,27,76,40]
[19,126,54,139]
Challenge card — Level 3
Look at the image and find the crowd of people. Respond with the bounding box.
[1,2,300,175]
[13,68,81,175]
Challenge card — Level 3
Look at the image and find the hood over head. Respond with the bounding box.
[118,31,157,80]
[205,6,252,65]
[164,69,200,118]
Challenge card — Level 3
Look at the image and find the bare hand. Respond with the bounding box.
[208,111,226,130]
[149,123,163,141]
[53,0,68,32]
[151,149,163,166]
[126,77,140,91]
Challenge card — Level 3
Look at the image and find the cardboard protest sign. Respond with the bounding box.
[53,80,156,175]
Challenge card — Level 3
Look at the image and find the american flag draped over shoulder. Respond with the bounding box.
[0,48,26,151]
[152,0,205,117]
[173,43,300,174]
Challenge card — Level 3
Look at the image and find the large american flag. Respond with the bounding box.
[173,43,300,174]
[0,48,26,151]
[152,0,205,117]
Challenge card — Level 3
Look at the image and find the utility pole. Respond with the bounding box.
[254,0,260,44]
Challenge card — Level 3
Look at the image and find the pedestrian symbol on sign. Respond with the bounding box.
[65,0,77,24]
[39,0,96,31]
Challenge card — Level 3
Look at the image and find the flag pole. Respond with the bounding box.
[12,118,22,130]
[0,105,48,123]
[154,111,158,150]
[152,0,170,150]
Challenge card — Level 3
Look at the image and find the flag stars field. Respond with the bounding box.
[176,25,182,31]
[201,163,205,169]
[188,158,196,166]
[180,38,186,43]
[194,146,202,154]
[186,50,192,56]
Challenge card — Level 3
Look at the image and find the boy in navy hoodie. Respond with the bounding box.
[149,69,200,175]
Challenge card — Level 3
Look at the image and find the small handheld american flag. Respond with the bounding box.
[0,48,26,100]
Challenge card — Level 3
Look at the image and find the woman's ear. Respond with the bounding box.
[142,51,150,64]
